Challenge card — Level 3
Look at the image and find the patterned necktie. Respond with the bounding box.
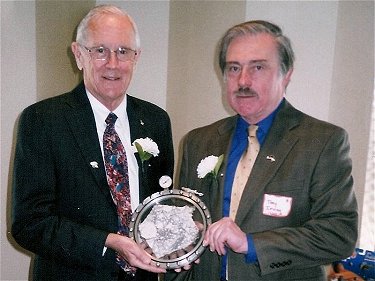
[103,113,135,274]
[230,124,260,219]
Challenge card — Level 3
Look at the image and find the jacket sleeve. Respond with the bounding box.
[253,127,358,275]
[11,105,111,270]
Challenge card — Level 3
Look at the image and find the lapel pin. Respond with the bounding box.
[90,161,99,169]
[266,155,276,162]
[140,119,144,126]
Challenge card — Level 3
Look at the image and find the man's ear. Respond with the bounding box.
[133,49,141,65]
[71,42,83,70]
[283,68,293,89]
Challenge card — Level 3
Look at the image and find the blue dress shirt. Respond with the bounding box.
[221,99,283,278]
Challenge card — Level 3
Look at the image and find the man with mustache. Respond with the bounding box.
[166,20,358,281]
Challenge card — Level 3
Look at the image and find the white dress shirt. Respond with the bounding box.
[86,91,140,210]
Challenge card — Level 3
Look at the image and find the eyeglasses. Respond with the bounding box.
[80,45,137,62]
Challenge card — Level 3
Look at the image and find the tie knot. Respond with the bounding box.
[105,112,118,125]
[248,124,258,138]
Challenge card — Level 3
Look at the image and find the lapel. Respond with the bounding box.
[126,95,143,143]
[236,101,302,224]
[126,95,150,200]
[63,83,113,205]
[208,117,237,222]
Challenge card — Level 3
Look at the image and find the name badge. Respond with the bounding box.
[263,194,292,217]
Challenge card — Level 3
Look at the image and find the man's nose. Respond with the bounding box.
[238,67,252,87]
[106,51,119,67]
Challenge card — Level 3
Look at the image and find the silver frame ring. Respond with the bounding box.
[129,188,212,269]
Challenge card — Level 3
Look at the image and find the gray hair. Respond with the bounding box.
[75,5,140,49]
[219,20,294,76]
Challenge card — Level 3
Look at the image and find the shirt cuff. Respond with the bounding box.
[245,234,257,263]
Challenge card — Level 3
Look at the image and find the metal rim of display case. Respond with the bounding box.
[129,188,212,269]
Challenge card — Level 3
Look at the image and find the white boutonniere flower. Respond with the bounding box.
[132,137,159,163]
[197,154,224,179]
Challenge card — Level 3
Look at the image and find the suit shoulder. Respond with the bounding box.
[127,95,169,116]
[299,112,347,136]
[127,94,166,112]
[284,111,350,152]
[186,116,236,139]
[20,91,74,118]
[283,101,347,135]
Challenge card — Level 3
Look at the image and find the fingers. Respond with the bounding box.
[195,221,205,231]
[115,237,165,273]
[174,257,199,272]
[136,260,166,274]
[203,218,229,255]
[203,217,247,255]
[117,233,202,274]
[122,250,166,273]
[208,224,227,255]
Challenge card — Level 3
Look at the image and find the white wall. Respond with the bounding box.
[329,2,374,240]
[245,1,339,120]
[35,1,93,100]
[1,2,37,279]
[167,1,246,173]
[244,0,374,249]
[1,1,373,280]
[97,1,171,109]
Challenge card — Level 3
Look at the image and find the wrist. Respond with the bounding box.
[105,233,120,250]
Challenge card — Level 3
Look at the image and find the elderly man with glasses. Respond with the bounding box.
[11,5,173,281]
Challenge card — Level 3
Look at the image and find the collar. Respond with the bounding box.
[254,98,284,145]
[86,90,128,126]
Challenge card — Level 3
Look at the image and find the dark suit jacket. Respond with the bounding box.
[166,100,357,281]
[11,82,174,281]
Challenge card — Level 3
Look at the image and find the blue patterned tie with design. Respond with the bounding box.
[103,112,135,275]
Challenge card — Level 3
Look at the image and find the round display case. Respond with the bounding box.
[129,188,212,269]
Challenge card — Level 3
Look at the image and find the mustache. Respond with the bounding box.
[234,87,258,97]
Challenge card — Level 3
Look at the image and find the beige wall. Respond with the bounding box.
[1,2,38,279]
[96,0,171,108]
[329,1,374,232]
[244,0,374,249]
[1,1,373,280]
[2,1,97,279]
[35,1,94,100]
[167,0,246,176]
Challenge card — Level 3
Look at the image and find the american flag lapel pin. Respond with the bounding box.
[266,155,276,162]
